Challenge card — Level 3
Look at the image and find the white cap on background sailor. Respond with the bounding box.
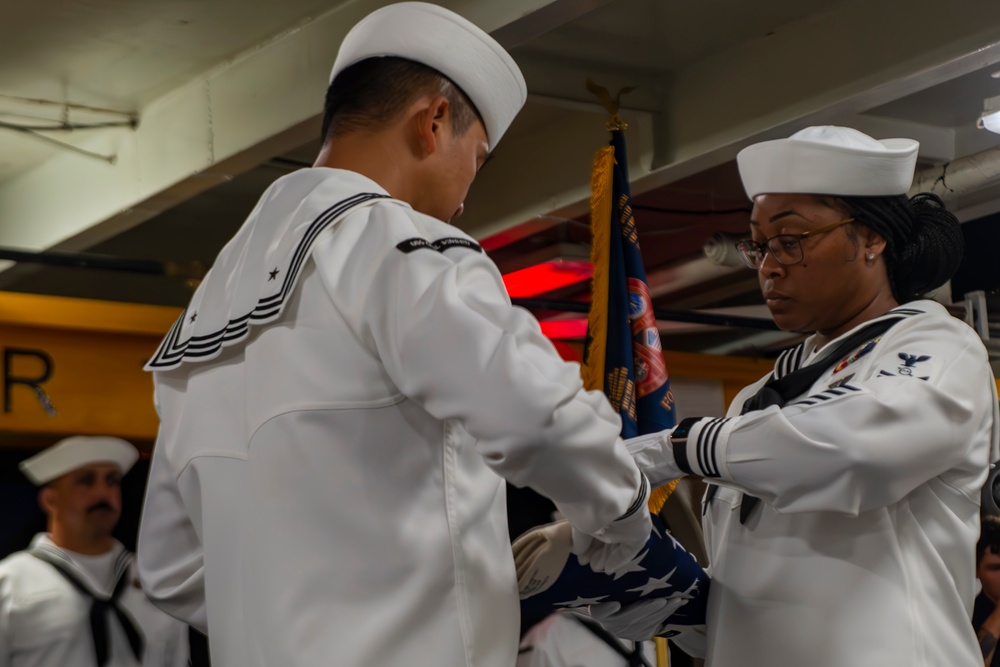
[737,125,920,199]
[328,1,527,151]
[20,435,139,485]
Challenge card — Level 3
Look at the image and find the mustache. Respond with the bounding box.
[86,501,115,514]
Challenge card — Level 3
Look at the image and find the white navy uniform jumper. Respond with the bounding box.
[0,534,189,667]
[137,168,647,667]
[631,301,999,667]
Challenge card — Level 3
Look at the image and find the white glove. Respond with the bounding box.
[624,429,684,488]
[589,597,688,641]
[570,475,652,574]
[511,520,573,598]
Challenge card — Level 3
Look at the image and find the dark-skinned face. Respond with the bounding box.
[749,193,890,339]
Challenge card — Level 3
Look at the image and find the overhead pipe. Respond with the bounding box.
[910,144,1000,205]
[0,247,206,280]
[510,298,778,330]
[0,248,774,330]
[702,232,747,268]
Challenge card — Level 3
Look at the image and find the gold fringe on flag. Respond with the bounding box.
[582,145,615,393]
[647,479,679,515]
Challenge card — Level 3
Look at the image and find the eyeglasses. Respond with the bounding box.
[735,218,855,270]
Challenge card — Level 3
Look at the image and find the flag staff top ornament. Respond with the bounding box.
[585,78,635,132]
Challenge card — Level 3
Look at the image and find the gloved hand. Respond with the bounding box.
[570,475,652,575]
[512,520,573,598]
[589,597,688,640]
[515,511,711,632]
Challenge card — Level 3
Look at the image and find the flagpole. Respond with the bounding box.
[586,78,673,667]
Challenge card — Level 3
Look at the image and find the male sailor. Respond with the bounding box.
[137,3,651,667]
[0,436,189,667]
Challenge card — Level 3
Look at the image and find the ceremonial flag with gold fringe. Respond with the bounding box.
[583,109,677,515]
[515,94,709,667]
[584,93,681,667]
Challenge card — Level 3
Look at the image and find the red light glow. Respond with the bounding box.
[502,259,593,298]
[539,318,589,340]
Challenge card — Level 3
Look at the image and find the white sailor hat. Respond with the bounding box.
[329,1,527,151]
[19,436,139,485]
[737,126,920,200]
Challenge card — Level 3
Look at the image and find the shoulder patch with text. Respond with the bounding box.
[396,237,483,254]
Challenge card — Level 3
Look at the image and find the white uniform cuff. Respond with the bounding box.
[625,431,684,487]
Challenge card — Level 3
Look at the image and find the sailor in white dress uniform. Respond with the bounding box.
[0,436,189,667]
[137,4,652,667]
[596,126,999,667]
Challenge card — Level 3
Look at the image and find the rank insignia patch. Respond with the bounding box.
[898,353,930,367]
[897,352,931,376]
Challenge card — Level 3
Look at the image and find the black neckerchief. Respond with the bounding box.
[709,314,907,525]
[30,548,145,666]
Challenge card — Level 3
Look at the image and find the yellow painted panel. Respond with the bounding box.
[663,349,773,386]
[0,291,180,335]
[0,324,162,442]
[0,293,179,445]
[2,291,993,447]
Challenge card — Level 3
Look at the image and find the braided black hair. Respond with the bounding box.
[837,192,964,303]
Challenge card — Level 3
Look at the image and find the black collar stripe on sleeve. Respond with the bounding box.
[701,418,728,478]
[619,475,650,520]
[697,418,726,478]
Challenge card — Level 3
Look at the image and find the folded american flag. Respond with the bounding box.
[514,515,709,631]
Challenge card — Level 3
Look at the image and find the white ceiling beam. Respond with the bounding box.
[954,123,1000,159]
[633,0,1000,193]
[0,0,568,264]
[838,114,956,164]
[489,0,617,49]
[467,0,1000,243]
[8,0,1000,284]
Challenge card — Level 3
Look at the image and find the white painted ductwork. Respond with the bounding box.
[910,144,1000,206]
[646,256,743,300]
[703,232,747,268]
